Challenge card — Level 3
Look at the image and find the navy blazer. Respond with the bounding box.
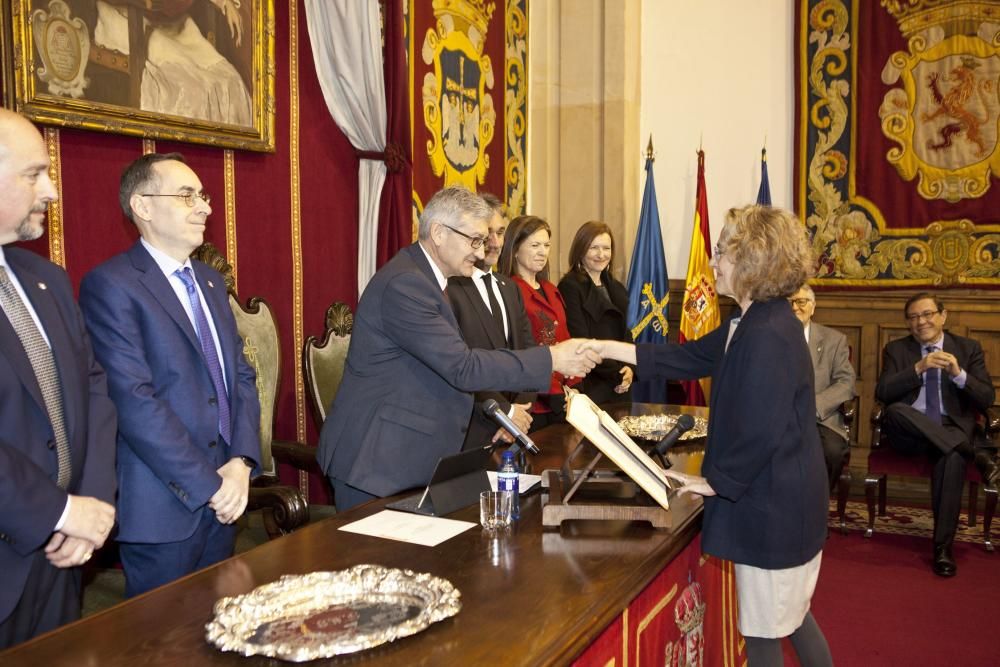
[876,330,994,438]
[636,298,827,569]
[317,244,553,497]
[0,248,117,623]
[80,241,260,544]
[447,272,536,450]
[558,269,633,404]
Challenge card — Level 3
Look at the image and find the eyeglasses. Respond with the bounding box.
[906,309,940,323]
[440,223,487,249]
[713,242,726,258]
[788,298,814,308]
[140,192,211,207]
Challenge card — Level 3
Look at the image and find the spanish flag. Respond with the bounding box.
[678,150,720,406]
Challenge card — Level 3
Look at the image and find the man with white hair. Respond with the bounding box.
[788,284,856,490]
[317,186,599,510]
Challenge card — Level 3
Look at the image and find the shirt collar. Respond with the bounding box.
[0,245,8,269]
[417,242,448,291]
[924,334,944,350]
[141,238,193,279]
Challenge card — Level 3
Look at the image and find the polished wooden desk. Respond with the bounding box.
[2,404,710,666]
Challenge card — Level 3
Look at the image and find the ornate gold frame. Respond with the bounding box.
[1,0,275,152]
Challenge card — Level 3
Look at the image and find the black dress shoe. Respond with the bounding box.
[973,450,1000,488]
[933,543,957,577]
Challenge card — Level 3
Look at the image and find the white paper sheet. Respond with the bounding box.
[487,471,542,493]
[338,510,476,547]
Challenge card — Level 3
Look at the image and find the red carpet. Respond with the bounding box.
[783,529,998,665]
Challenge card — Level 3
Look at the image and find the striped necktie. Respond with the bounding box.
[924,346,941,424]
[0,266,72,488]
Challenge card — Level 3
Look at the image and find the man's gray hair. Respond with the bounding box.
[798,283,815,300]
[418,186,493,240]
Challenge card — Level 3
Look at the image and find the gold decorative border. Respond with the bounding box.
[796,0,1000,287]
[634,582,679,665]
[504,0,527,216]
[621,607,628,667]
[3,0,277,152]
[224,149,238,292]
[287,0,307,495]
[43,127,64,267]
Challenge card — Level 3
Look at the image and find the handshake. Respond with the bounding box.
[549,339,614,378]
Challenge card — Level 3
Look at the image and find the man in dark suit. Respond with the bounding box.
[0,110,116,647]
[789,284,856,490]
[317,186,599,511]
[876,292,997,577]
[448,193,536,450]
[80,153,260,597]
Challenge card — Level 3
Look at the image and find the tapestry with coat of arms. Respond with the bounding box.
[408,0,527,222]
[795,0,1000,287]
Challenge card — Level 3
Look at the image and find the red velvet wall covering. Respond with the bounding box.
[9,1,360,503]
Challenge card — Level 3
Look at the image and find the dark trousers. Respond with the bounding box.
[119,506,237,598]
[330,477,379,512]
[883,403,968,546]
[0,550,81,649]
[818,423,850,491]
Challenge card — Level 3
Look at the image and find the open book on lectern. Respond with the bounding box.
[564,393,672,511]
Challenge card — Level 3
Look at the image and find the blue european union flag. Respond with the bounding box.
[756,147,772,206]
[626,155,670,403]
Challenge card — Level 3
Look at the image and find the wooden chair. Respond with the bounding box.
[863,403,999,551]
[303,301,353,429]
[192,243,314,539]
[834,397,858,533]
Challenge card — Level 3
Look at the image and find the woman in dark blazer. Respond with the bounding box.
[558,221,633,405]
[584,206,832,667]
[498,215,578,430]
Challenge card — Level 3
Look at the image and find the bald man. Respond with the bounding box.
[0,110,117,647]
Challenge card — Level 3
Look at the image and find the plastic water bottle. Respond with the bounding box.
[497,451,520,520]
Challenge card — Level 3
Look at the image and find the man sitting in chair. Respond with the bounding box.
[876,292,998,577]
[788,284,855,491]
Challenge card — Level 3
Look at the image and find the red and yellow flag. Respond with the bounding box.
[678,150,720,406]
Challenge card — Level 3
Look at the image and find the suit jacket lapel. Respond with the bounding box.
[808,325,822,368]
[129,242,202,354]
[496,276,522,347]
[460,277,506,348]
[0,258,53,416]
[408,244,460,329]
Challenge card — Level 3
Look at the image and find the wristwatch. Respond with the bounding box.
[238,456,255,470]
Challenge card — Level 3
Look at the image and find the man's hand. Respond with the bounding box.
[45,534,97,569]
[491,403,533,443]
[615,366,634,394]
[917,349,961,378]
[210,458,252,524]
[663,469,716,498]
[550,338,601,378]
[60,495,115,548]
[577,339,637,366]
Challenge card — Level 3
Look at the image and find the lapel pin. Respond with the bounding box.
[38,282,47,290]
[208,280,214,288]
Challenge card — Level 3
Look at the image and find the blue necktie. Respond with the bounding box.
[924,346,941,424]
[176,268,231,443]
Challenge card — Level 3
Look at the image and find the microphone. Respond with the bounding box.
[483,399,540,454]
[652,414,696,457]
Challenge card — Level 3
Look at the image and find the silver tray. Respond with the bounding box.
[617,414,709,442]
[205,564,461,662]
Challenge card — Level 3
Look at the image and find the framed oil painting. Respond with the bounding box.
[1,0,274,151]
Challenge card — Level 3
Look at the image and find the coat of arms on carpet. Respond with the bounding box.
[830,500,988,544]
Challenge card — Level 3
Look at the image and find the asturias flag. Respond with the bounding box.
[678,150,720,406]
[626,153,670,403]
[756,147,771,206]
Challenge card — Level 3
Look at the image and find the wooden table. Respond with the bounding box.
[2,404,710,666]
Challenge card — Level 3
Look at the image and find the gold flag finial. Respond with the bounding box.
[646,134,654,162]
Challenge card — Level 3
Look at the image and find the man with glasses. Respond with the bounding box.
[876,292,997,577]
[447,193,536,451]
[788,284,856,491]
[317,186,600,510]
[79,153,261,596]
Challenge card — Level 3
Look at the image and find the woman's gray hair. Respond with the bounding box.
[721,205,815,302]
[418,186,493,240]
